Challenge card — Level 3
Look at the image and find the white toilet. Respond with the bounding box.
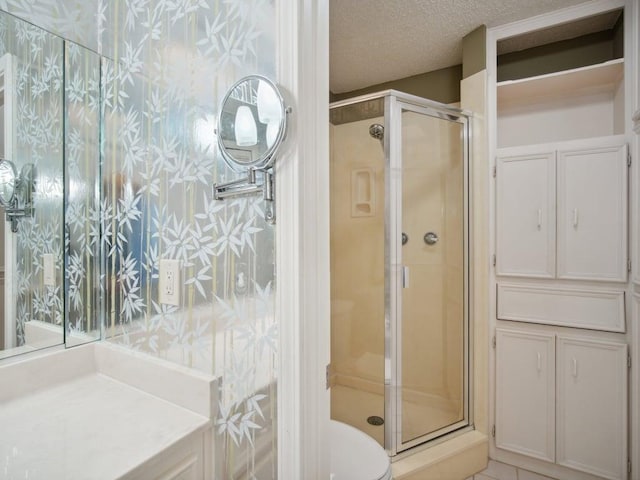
[329,420,392,480]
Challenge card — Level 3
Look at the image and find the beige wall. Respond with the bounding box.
[400,111,465,441]
[331,65,462,105]
[497,28,622,82]
[330,118,386,387]
[462,69,489,439]
[401,112,464,407]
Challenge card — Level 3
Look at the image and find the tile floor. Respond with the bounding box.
[466,460,557,480]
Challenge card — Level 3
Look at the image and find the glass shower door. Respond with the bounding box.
[392,101,468,452]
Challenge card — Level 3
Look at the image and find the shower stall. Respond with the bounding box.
[329,91,471,456]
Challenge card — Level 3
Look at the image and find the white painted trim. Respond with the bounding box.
[276,0,330,479]
[624,2,639,478]
[489,0,625,41]
[0,52,15,350]
[630,293,640,479]
[487,17,500,467]
[632,108,640,134]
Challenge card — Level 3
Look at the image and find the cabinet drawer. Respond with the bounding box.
[497,284,625,332]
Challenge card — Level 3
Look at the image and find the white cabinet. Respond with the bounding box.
[125,431,205,480]
[496,137,627,283]
[496,151,555,278]
[495,328,628,480]
[556,337,628,480]
[557,143,628,281]
[495,329,555,462]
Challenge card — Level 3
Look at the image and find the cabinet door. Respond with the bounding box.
[495,329,555,462]
[496,151,556,278]
[557,142,628,281]
[557,336,627,480]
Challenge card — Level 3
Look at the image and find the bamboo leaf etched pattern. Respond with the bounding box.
[5,0,278,477]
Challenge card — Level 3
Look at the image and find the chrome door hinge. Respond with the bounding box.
[492,425,496,438]
[492,166,497,178]
[326,364,331,390]
[628,259,632,273]
[492,335,496,349]
[628,152,632,167]
[492,254,496,267]
[628,354,632,369]
[628,460,631,474]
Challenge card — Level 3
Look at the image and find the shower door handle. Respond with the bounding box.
[402,266,409,288]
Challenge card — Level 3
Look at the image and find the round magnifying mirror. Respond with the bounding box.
[217,75,286,172]
[0,159,17,207]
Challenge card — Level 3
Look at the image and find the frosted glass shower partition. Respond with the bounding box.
[329,91,470,456]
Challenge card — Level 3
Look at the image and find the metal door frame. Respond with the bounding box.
[386,93,472,455]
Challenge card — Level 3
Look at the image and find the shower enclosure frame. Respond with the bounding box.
[330,90,473,457]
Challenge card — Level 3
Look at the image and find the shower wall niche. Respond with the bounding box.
[330,92,470,456]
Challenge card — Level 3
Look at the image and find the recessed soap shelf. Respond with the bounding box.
[351,167,375,217]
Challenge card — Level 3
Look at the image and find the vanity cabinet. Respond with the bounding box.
[496,136,628,282]
[496,328,628,480]
[126,431,206,480]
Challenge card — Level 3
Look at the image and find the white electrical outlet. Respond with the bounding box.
[159,259,180,306]
[43,254,55,286]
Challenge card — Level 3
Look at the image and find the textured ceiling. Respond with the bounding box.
[330,0,597,93]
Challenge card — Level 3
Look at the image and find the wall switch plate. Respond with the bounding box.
[43,254,55,286]
[159,259,180,306]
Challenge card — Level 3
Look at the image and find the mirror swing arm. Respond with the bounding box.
[213,166,275,222]
[213,166,274,208]
[213,75,289,224]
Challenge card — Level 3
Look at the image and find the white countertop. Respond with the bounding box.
[0,344,215,480]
